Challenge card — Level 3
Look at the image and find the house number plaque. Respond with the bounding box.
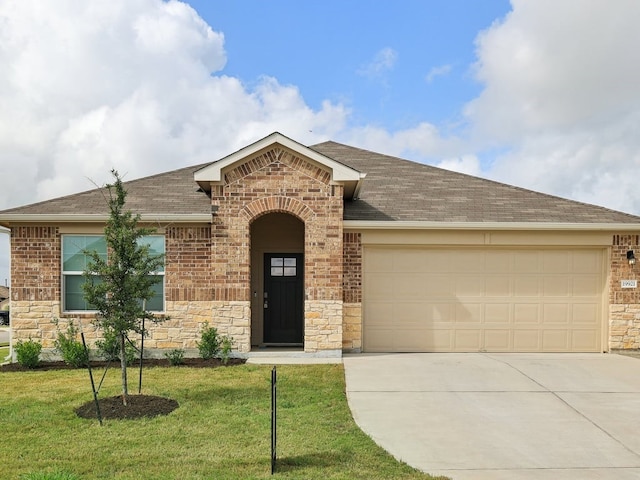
[621,280,637,289]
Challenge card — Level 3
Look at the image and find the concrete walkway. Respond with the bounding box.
[344,353,640,480]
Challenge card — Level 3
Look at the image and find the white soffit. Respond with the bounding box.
[194,132,364,195]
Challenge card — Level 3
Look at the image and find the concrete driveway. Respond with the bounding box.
[344,353,640,480]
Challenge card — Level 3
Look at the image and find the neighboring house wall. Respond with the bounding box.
[610,234,640,349]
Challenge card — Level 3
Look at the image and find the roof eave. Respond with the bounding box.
[0,213,212,228]
[344,220,640,231]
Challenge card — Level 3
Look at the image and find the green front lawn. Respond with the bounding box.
[0,344,8,361]
[0,364,447,480]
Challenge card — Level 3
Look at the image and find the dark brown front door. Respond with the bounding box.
[263,253,303,344]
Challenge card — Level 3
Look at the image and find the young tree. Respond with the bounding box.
[83,170,166,406]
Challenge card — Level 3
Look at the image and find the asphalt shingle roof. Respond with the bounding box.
[311,141,640,224]
[0,163,212,217]
[1,140,639,225]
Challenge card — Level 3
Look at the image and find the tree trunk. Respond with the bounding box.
[120,332,128,406]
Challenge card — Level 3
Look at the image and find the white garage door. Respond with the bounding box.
[363,247,606,352]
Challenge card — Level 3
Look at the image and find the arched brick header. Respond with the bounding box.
[241,196,315,223]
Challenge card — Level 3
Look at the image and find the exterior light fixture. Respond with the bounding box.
[627,250,636,266]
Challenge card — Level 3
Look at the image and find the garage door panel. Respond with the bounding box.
[514,252,541,272]
[484,303,511,323]
[364,247,604,353]
[513,330,542,350]
[393,274,427,299]
[454,330,482,351]
[573,276,600,296]
[542,330,570,351]
[543,277,570,296]
[514,277,542,296]
[484,330,511,350]
[572,330,600,350]
[543,251,570,273]
[573,251,602,273]
[364,302,392,326]
[429,303,455,322]
[543,304,569,324]
[425,276,455,296]
[456,277,483,296]
[485,251,512,273]
[456,303,482,322]
[393,249,429,272]
[486,276,511,296]
[514,304,540,324]
[572,304,599,324]
[394,303,430,325]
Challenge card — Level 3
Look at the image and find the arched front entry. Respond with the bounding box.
[250,212,304,348]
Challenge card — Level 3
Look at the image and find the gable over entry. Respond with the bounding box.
[193,133,364,355]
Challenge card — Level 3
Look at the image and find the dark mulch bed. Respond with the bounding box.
[3,357,246,420]
[0,357,246,372]
[75,394,179,420]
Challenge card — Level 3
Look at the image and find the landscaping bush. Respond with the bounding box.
[15,338,42,369]
[219,336,233,365]
[53,320,89,368]
[197,322,234,362]
[164,348,185,366]
[95,329,137,365]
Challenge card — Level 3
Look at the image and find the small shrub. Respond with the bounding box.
[196,322,220,360]
[165,348,185,366]
[197,322,234,362]
[96,330,137,365]
[15,338,42,369]
[219,336,234,365]
[53,319,89,368]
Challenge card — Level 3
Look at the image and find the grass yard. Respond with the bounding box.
[0,343,8,362]
[0,364,446,480]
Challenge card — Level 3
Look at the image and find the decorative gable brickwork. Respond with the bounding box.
[207,146,344,353]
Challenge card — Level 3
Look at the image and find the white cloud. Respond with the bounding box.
[466,0,640,215]
[0,0,348,209]
[357,47,398,79]
[436,155,482,177]
[425,64,452,83]
[341,122,465,161]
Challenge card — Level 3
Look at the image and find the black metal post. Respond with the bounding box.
[138,315,145,394]
[81,333,102,426]
[271,365,277,474]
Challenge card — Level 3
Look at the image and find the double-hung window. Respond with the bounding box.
[62,235,165,312]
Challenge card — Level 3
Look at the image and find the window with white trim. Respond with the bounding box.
[62,235,165,312]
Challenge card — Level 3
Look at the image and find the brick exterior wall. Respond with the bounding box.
[610,234,640,349]
[11,226,60,303]
[209,146,344,353]
[343,232,362,352]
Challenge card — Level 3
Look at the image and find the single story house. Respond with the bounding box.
[1,132,640,358]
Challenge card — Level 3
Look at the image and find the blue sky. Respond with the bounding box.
[191,1,509,131]
[2,0,640,286]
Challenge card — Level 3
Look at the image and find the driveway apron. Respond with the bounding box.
[343,353,640,480]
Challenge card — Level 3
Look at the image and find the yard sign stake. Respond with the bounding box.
[271,365,277,474]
